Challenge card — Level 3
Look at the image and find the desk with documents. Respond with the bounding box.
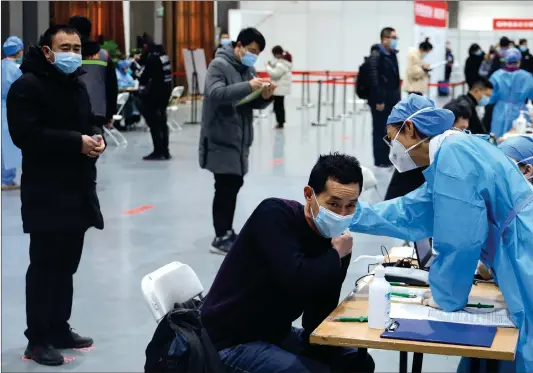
[309,247,520,373]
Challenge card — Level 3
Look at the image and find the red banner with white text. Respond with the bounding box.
[414,1,448,28]
[493,19,533,30]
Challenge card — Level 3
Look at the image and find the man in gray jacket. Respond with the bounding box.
[199,27,275,255]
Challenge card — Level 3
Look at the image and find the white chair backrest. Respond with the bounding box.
[117,92,130,105]
[361,166,378,191]
[141,261,204,322]
[172,86,185,99]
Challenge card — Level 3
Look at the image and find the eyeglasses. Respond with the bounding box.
[383,135,392,147]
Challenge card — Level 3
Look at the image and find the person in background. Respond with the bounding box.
[447,79,493,134]
[442,100,471,131]
[128,50,142,79]
[116,59,141,129]
[1,36,24,191]
[7,24,105,366]
[445,41,454,82]
[489,36,511,77]
[201,153,375,373]
[489,48,533,137]
[404,38,433,96]
[68,16,118,131]
[464,43,484,89]
[478,46,495,79]
[349,94,533,373]
[368,27,401,168]
[214,31,232,59]
[137,33,173,160]
[266,45,293,129]
[518,38,533,74]
[199,27,275,255]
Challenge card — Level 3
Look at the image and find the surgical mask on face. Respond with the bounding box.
[240,49,257,67]
[390,39,398,50]
[478,95,490,106]
[421,52,428,59]
[520,45,527,53]
[220,38,232,46]
[475,50,483,56]
[49,50,82,74]
[311,191,354,238]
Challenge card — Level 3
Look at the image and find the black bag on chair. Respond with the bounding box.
[144,299,226,373]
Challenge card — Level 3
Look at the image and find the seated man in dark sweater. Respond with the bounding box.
[201,153,374,373]
[447,78,493,134]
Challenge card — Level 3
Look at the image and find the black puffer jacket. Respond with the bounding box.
[6,45,104,233]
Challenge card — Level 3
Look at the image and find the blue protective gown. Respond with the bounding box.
[350,133,533,373]
[1,58,22,172]
[489,69,533,138]
[116,69,136,89]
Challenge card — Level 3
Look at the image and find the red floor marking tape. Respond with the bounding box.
[269,158,285,166]
[73,345,94,352]
[123,205,155,215]
[341,136,350,141]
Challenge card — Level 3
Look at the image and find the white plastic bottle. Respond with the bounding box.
[368,265,392,329]
[514,111,528,134]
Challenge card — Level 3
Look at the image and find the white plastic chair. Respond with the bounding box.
[105,92,129,147]
[167,86,185,131]
[141,261,204,322]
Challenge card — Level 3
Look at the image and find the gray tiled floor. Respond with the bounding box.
[1,98,460,372]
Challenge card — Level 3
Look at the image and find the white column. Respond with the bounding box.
[153,0,163,45]
[123,0,131,53]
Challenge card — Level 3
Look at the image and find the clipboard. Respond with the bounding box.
[236,83,270,106]
[380,318,497,347]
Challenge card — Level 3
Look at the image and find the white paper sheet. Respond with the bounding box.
[390,302,516,328]
[388,246,416,259]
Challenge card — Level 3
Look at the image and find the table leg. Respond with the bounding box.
[412,353,424,373]
[487,359,499,373]
[399,351,408,373]
[471,358,481,373]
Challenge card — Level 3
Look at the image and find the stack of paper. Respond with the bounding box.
[236,83,270,106]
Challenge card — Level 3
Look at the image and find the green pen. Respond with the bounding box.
[466,303,495,309]
[391,292,416,298]
[389,282,408,286]
[333,316,368,322]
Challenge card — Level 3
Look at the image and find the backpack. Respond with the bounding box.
[356,53,376,100]
[144,299,226,373]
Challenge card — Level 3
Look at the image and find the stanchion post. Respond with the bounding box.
[306,72,315,108]
[350,75,357,114]
[297,72,306,110]
[312,80,327,126]
[325,71,331,106]
[462,81,465,95]
[452,83,456,98]
[339,75,350,118]
[327,78,341,122]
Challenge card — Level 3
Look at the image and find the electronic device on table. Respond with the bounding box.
[384,266,429,286]
[414,238,436,271]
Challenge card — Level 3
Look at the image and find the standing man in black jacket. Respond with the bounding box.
[137,33,173,160]
[447,79,493,134]
[67,16,118,130]
[368,27,401,167]
[518,38,533,75]
[7,25,104,366]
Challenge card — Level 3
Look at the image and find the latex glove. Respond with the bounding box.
[421,291,441,309]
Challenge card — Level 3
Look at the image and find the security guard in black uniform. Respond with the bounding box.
[138,33,173,160]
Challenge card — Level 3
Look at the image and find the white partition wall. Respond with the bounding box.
[238,1,415,78]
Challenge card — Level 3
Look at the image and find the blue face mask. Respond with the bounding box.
[241,50,258,67]
[52,51,82,75]
[475,50,483,56]
[390,39,398,50]
[478,95,490,106]
[520,45,528,52]
[421,52,428,59]
[311,192,354,238]
[220,38,232,46]
[16,55,23,64]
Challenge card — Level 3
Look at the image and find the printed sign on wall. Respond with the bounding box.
[414,1,448,28]
[493,19,533,30]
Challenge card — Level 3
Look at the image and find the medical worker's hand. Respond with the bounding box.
[332,231,353,258]
[81,135,99,156]
[476,261,493,280]
[421,291,441,309]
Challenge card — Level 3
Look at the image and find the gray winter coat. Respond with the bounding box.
[199,46,272,176]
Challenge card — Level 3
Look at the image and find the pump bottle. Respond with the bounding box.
[368,265,392,329]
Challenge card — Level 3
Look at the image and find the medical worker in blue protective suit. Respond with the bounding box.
[1,36,24,190]
[489,48,533,138]
[500,135,533,183]
[116,59,136,89]
[350,94,533,373]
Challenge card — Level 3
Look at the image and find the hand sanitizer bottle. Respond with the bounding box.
[514,111,528,134]
[368,265,392,329]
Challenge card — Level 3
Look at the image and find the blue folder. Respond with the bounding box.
[380,318,497,347]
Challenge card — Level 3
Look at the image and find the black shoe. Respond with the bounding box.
[163,153,172,160]
[210,234,234,255]
[52,330,93,349]
[143,152,165,161]
[227,229,238,242]
[24,344,64,366]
